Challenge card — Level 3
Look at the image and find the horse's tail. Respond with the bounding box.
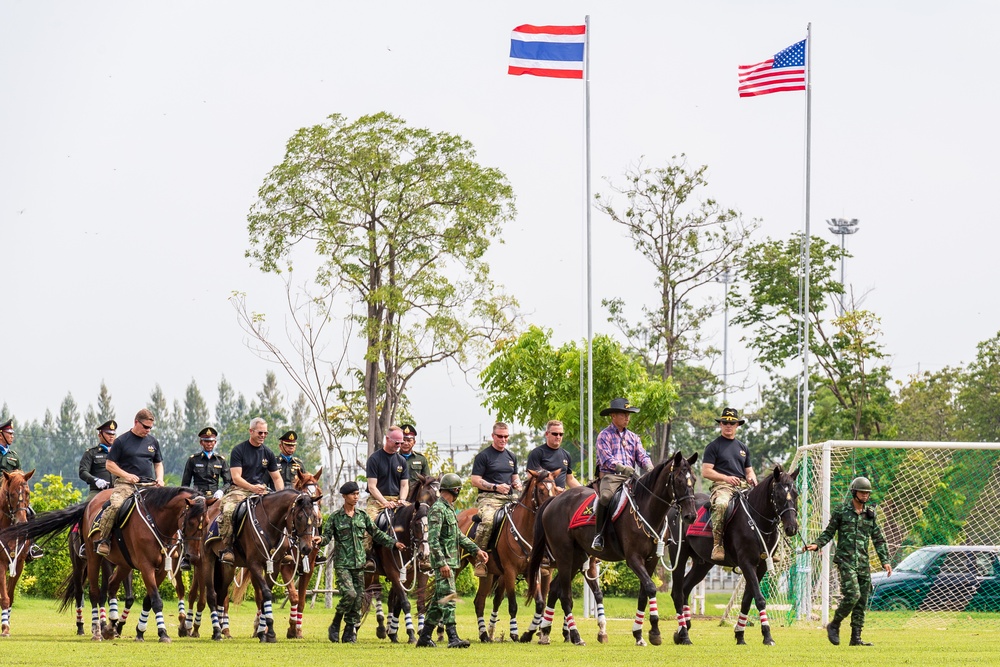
[229,567,252,605]
[0,501,87,543]
[525,500,549,602]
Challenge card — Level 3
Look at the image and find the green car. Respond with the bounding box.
[869,545,1000,612]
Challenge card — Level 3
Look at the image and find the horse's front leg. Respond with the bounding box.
[584,560,608,644]
[627,555,659,646]
[0,564,11,636]
[248,563,276,643]
[747,562,773,645]
[116,568,136,636]
[279,560,299,639]
[504,569,519,642]
[135,569,171,643]
[474,573,491,642]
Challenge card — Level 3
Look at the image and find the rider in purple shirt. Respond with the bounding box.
[592,398,652,551]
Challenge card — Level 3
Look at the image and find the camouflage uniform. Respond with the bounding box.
[321,508,397,626]
[425,496,480,627]
[814,500,890,630]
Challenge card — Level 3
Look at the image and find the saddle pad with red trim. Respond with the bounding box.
[686,503,713,537]
[568,492,627,530]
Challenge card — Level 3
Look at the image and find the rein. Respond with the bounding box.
[626,462,695,572]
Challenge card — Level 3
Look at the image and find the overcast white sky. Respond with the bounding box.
[2,1,997,453]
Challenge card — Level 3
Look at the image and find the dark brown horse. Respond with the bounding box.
[279,467,325,638]
[203,489,319,642]
[526,451,698,646]
[61,520,135,636]
[0,469,34,636]
[366,474,439,643]
[458,469,560,643]
[669,465,799,646]
[2,485,211,642]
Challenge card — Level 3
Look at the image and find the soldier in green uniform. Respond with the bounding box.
[399,424,431,485]
[323,480,404,644]
[806,476,892,646]
[1,417,44,560]
[415,473,488,649]
[79,419,116,499]
[272,430,305,490]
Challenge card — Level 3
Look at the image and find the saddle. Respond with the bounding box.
[87,493,139,538]
[467,505,510,552]
[686,494,741,538]
[568,485,628,531]
[375,508,394,533]
[206,497,252,545]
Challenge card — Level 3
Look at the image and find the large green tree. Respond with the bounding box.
[247,112,517,455]
[480,326,679,469]
[957,331,1000,441]
[595,155,757,454]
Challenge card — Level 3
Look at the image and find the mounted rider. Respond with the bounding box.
[217,418,284,565]
[0,417,45,560]
[79,419,116,500]
[95,409,165,557]
[271,430,304,490]
[363,426,409,568]
[592,399,652,551]
[182,427,230,497]
[525,419,581,491]
[399,423,431,484]
[469,421,521,575]
[701,407,757,562]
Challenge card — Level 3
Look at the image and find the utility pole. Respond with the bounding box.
[825,218,860,316]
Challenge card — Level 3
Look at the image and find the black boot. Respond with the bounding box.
[342,623,357,644]
[446,625,470,648]
[849,627,872,646]
[416,622,437,647]
[591,502,607,551]
[826,619,841,646]
[328,612,342,643]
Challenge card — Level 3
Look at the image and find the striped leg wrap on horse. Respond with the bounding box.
[2,608,10,626]
[509,618,518,637]
[676,612,686,628]
[682,604,692,625]
[99,606,107,624]
[540,606,555,629]
[178,600,186,616]
[137,609,150,632]
[262,600,273,620]
[404,613,414,633]
[193,610,202,627]
[477,616,487,634]
[155,611,166,631]
[632,609,645,632]
[388,615,398,635]
[108,598,119,621]
[735,612,749,632]
[418,613,424,631]
[596,603,606,624]
[221,611,230,631]
[649,597,658,619]
[565,613,577,632]
[489,610,498,633]
[289,604,298,627]
[758,610,770,626]
[526,611,542,632]
[121,608,130,623]
[186,614,194,630]
[210,609,220,630]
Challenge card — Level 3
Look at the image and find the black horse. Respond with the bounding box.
[668,465,799,646]
[526,451,698,646]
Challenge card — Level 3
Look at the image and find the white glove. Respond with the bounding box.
[95,478,109,489]
[213,489,224,499]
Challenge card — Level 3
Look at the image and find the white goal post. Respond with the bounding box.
[722,440,1000,628]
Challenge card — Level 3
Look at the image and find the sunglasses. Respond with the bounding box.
[137,422,154,430]
[549,432,565,437]
[256,431,268,436]
[493,434,510,440]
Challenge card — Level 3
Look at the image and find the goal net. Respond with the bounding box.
[720,441,1000,629]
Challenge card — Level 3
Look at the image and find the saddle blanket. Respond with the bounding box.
[686,503,713,537]
[567,491,627,530]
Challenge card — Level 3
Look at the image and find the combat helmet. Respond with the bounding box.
[849,476,872,493]
[440,473,463,493]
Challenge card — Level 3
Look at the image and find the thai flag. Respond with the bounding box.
[508,24,586,79]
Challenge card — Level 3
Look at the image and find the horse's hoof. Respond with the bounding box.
[510,633,518,642]
[212,630,223,641]
[191,628,200,638]
[635,638,646,647]
[479,631,491,643]
[159,635,172,644]
[287,627,296,639]
[91,634,102,642]
[77,627,85,636]
[389,634,399,643]
[256,632,266,643]
[519,632,534,643]
[575,639,587,646]
[376,625,386,639]
[296,629,304,639]
[538,634,550,646]
[598,632,608,644]
[649,632,662,646]
[763,638,775,646]
[178,625,188,638]
[266,633,277,644]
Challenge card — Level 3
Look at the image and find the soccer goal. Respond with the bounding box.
[721,440,1000,629]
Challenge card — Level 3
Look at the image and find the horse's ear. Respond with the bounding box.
[1,470,8,481]
[24,469,35,481]
[312,493,323,503]
[205,496,220,506]
[687,452,699,466]
[527,469,539,479]
[672,451,684,465]
[417,473,427,485]
[296,469,306,481]
[773,464,783,477]
[790,468,800,480]
[314,466,323,480]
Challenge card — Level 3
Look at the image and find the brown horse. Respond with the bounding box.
[171,498,223,638]
[366,474,439,643]
[279,467,325,638]
[526,451,698,646]
[0,469,34,636]
[2,485,211,642]
[203,489,319,642]
[61,521,135,636]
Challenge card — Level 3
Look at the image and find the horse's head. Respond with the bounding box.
[287,491,319,557]
[768,465,800,537]
[1,469,34,526]
[665,452,698,522]
[523,469,559,511]
[180,493,209,566]
[412,474,440,509]
[294,467,325,520]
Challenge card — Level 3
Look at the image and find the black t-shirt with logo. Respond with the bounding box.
[365,448,407,497]
[108,431,163,480]
[526,444,573,488]
[703,435,751,479]
[230,440,279,486]
[472,445,518,489]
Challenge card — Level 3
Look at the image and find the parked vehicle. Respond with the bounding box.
[869,545,1000,612]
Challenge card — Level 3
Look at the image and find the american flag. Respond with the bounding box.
[508,24,586,79]
[738,39,806,97]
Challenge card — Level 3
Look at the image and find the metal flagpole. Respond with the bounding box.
[582,13,596,619]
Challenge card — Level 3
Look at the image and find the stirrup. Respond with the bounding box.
[95,540,111,557]
[364,559,376,574]
[220,548,235,565]
[591,534,604,551]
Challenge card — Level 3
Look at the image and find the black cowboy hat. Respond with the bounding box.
[599,398,640,417]
[714,407,746,425]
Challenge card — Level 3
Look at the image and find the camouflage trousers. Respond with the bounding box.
[834,562,873,629]
[219,488,253,545]
[474,492,517,550]
[363,496,397,552]
[424,573,457,627]
[335,567,366,625]
[95,481,138,540]
[709,480,750,541]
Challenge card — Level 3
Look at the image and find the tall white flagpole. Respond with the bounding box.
[583,13,596,619]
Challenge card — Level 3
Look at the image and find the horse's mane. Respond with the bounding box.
[746,469,786,514]
[407,474,439,503]
[632,457,674,506]
[518,469,550,502]
[139,486,198,508]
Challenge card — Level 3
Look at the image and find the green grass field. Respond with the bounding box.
[1,595,997,667]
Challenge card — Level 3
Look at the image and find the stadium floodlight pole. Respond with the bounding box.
[825,218,860,316]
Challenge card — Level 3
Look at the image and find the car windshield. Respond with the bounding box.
[895,548,940,573]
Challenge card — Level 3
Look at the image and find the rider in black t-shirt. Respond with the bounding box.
[468,422,522,575]
[95,410,164,556]
[525,419,580,490]
[701,408,757,562]
[217,418,283,564]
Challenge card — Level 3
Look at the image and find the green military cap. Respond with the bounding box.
[96,419,117,434]
[400,424,417,438]
[198,427,218,440]
[279,430,297,443]
[0,418,12,432]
